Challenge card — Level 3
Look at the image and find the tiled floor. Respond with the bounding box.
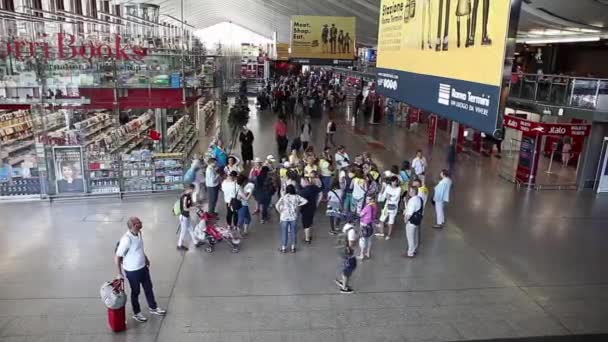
[0,101,607,342]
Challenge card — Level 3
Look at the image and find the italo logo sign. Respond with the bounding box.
[0,33,148,61]
[548,126,567,135]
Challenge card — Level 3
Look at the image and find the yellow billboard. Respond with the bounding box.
[376,0,517,134]
[290,16,356,60]
[377,0,511,86]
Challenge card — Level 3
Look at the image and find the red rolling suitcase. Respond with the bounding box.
[108,306,126,332]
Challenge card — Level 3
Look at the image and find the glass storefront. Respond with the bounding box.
[0,12,217,200]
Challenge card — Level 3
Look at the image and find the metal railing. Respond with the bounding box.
[510,73,608,111]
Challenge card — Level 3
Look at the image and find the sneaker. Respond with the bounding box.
[133,313,148,322]
[356,255,364,260]
[374,233,384,237]
[433,224,443,229]
[340,287,354,294]
[149,307,167,316]
[176,245,189,251]
[384,236,391,241]
[279,247,287,253]
[329,230,338,235]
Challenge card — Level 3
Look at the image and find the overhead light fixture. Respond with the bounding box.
[522,36,601,44]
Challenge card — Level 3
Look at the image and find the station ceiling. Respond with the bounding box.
[147,0,608,45]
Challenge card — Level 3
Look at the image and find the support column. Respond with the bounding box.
[577,122,608,190]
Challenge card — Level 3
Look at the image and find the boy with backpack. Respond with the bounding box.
[335,246,357,293]
[358,196,378,260]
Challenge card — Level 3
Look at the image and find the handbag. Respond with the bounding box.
[229,184,242,211]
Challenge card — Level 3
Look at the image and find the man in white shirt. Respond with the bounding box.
[411,150,427,185]
[403,187,423,258]
[205,158,221,214]
[433,169,453,229]
[378,177,402,240]
[115,217,166,323]
[221,171,240,229]
[335,145,350,170]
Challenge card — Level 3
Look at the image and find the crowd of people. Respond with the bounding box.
[176,132,452,293]
[114,72,455,324]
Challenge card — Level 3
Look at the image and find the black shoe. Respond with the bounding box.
[482,37,492,45]
[176,245,189,251]
[291,246,297,253]
[340,287,354,294]
[279,247,287,254]
[329,230,338,235]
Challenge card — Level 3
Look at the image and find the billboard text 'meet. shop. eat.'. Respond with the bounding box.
[376,0,515,134]
[290,15,356,62]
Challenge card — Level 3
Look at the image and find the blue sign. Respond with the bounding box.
[376,68,501,134]
[366,49,377,63]
[170,73,182,88]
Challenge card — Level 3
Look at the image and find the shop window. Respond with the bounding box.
[73,0,82,15]
[2,0,15,11]
[88,0,97,18]
[32,0,43,17]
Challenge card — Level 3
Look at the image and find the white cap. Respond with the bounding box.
[283,161,291,168]
[383,170,394,177]
[266,155,276,162]
[253,157,262,163]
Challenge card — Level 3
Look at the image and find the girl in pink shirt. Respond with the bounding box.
[358,197,378,260]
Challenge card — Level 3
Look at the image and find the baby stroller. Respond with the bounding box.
[195,209,241,253]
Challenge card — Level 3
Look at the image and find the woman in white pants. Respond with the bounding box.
[403,186,423,258]
[433,169,452,229]
[177,184,201,251]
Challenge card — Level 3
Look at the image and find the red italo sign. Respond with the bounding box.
[1,33,148,61]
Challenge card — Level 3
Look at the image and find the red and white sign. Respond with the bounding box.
[503,115,591,137]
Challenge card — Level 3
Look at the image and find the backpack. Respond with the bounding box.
[408,197,424,225]
[173,199,181,216]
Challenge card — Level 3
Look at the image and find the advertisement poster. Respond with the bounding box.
[290,16,356,61]
[516,135,538,184]
[53,146,86,194]
[376,0,517,134]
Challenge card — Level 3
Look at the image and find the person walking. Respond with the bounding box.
[115,217,167,323]
[299,177,322,244]
[412,150,428,185]
[335,246,357,293]
[205,158,221,215]
[177,184,201,250]
[254,166,276,224]
[221,171,240,230]
[275,184,308,253]
[326,119,337,147]
[275,116,288,159]
[300,116,312,151]
[403,187,424,258]
[239,126,255,165]
[433,169,452,229]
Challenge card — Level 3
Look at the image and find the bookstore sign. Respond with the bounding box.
[0,33,148,61]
